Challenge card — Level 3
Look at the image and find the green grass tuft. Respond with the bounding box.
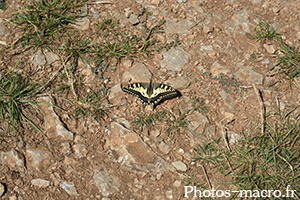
[0,0,6,10]
[190,109,300,199]
[132,111,166,132]
[166,108,188,138]
[254,20,280,42]
[0,63,59,134]
[10,0,87,50]
[74,88,107,121]
[271,42,300,80]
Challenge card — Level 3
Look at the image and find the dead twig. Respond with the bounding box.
[188,18,206,31]
[201,164,212,190]
[218,117,231,151]
[252,83,265,134]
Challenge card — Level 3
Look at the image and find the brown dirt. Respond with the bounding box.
[0,0,300,199]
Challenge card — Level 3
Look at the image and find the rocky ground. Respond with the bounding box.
[0,0,300,199]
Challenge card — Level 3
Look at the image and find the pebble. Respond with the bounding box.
[263,44,275,54]
[234,66,264,85]
[173,180,181,187]
[60,181,78,196]
[0,182,5,197]
[129,14,139,25]
[158,141,171,154]
[171,161,187,171]
[31,179,51,188]
[166,189,173,199]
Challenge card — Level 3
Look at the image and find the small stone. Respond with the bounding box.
[156,173,163,180]
[0,149,25,173]
[123,59,133,68]
[64,157,78,165]
[151,0,160,5]
[124,8,132,18]
[177,148,184,155]
[161,47,191,71]
[60,181,78,196]
[296,32,300,40]
[173,180,181,187]
[0,182,5,197]
[234,66,264,85]
[60,142,71,156]
[129,14,139,25]
[32,50,46,66]
[227,131,242,144]
[208,51,216,57]
[150,128,161,138]
[165,77,196,90]
[74,17,90,30]
[166,189,173,199]
[156,53,163,60]
[93,167,119,197]
[31,179,50,188]
[263,44,275,54]
[203,25,214,34]
[9,195,17,200]
[224,112,234,119]
[210,60,230,77]
[172,161,187,172]
[122,62,152,82]
[26,146,53,172]
[73,143,88,159]
[158,142,171,154]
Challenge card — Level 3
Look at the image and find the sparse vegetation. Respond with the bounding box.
[166,109,188,138]
[132,111,166,132]
[272,42,300,80]
[1,1,299,198]
[205,72,246,93]
[190,97,208,113]
[0,0,6,10]
[9,0,87,50]
[188,109,300,199]
[254,20,280,42]
[132,108,188,139]
[74,88,107,120]
[0,63,58,134]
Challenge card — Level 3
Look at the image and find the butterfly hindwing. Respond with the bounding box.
[122,81,178,106]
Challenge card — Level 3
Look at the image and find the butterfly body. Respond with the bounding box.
[122,81,178,108]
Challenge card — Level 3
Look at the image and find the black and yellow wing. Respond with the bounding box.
[122,81,178,106]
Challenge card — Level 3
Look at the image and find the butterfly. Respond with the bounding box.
[122,80,179,109]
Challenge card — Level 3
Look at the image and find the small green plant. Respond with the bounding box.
[157,33,181,52]
[254,20,280,42]
[271,42,300,80]
[183,174,198,187]
[190,97,208,113]
[10,0,87,49]
[55,65,83,97]
[0,0,6,10]
[74,88,107,120]
[205,72,246,93]
[97,15,118,30]
[92,13,176,65]
[60,35,92,67]
[0,64,58,134]
[190,109,300,199]
[250,52,262,61]
[166,109,188,138]
[132,111,166,132]
[137,7,152,17]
